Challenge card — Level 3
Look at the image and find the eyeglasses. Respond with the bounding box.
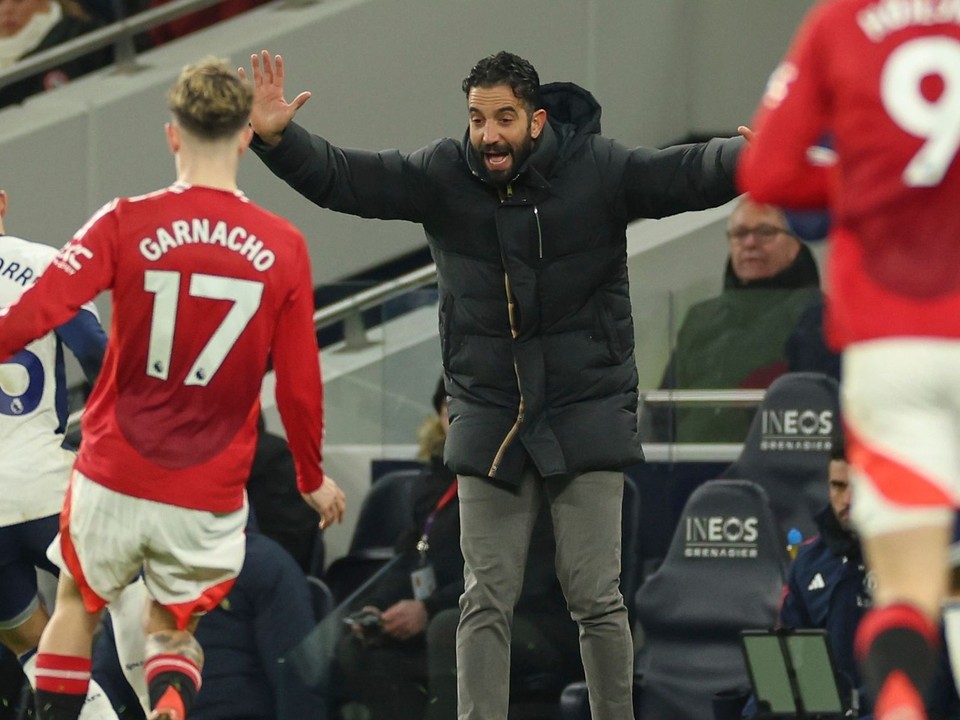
[726,225,792,244]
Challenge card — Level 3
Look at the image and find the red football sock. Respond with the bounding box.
[34,653,91,720]
[856,604,938,720]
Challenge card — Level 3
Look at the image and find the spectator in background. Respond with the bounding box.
[741,434,958,718]
[247,414,322,574]
[93,524,323,720]
[648,196,829,443]
[334,380,460,720]
[0,0,111,108]
[76,0,149,27]
[777,436,872,712]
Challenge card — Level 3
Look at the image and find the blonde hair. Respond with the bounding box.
[166,57,252,140]
[417,415,446,461]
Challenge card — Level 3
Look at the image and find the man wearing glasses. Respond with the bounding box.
[647,196,828,443]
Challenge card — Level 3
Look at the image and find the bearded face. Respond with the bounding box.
[466,84,545,187]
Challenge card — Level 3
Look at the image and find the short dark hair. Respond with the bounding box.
[830,429,846,462]
[462,51,541,112]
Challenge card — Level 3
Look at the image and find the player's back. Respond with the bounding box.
[0,235,78,525]
[77,182,317,512]
[814,0,960,299]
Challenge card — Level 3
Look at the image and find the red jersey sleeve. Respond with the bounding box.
[271,239,324,494]
[0,201,117,362]
[737,3,835,207]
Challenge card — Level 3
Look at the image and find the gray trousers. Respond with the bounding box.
[456,469,634,720]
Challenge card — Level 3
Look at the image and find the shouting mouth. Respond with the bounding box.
[481,144,512,173]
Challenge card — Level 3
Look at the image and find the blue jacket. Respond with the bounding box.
[779,506,871,711]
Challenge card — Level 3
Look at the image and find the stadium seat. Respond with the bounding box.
[323,468,421,602]
[348,468,420,554]
[632,479,785,720]
[559,479,785,720]
[721,371,840,543]
[307,575,337,622]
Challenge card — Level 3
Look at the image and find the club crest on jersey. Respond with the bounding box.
[53,242,94,275]
[763,61,798,110]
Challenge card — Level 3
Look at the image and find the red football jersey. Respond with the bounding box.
[738,0,960,348]
[0,183,324,512]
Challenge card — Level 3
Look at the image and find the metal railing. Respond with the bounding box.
[0,0,320,91]
[641,389,766,407]
[639,389,764,462]
[0,0,210,90]
[312,263,437,349]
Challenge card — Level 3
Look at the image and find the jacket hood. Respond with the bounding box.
[540,82,602,159]
[723,240,820,291]
[814,504,861,561]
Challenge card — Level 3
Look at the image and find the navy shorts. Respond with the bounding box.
[0,515,61,626]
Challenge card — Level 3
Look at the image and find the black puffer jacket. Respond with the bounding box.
[253,82,743,484]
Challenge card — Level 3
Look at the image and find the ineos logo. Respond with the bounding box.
[761,409,833,437]
[685,516,759,543]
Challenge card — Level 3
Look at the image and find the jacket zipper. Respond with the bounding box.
[489,189,524,477]
[534,206,542,258]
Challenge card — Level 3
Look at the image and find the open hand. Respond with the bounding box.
[239,50,311,146]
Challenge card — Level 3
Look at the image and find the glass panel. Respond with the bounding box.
[378,288,442,446]
[319,281,387,446]
[637,282,828,445]
[319,284,440,448]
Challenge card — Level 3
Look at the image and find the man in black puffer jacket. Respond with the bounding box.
[244,48,745,720]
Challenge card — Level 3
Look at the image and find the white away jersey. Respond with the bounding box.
[0,234,102,526]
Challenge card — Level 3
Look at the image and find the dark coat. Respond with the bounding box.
[361,457,464,619]
[779,506,870,709]
[253,82,743,484]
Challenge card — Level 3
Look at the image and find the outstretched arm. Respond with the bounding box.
[617,134,746,220]
[239,51,312,147]
[242,50,432,223]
